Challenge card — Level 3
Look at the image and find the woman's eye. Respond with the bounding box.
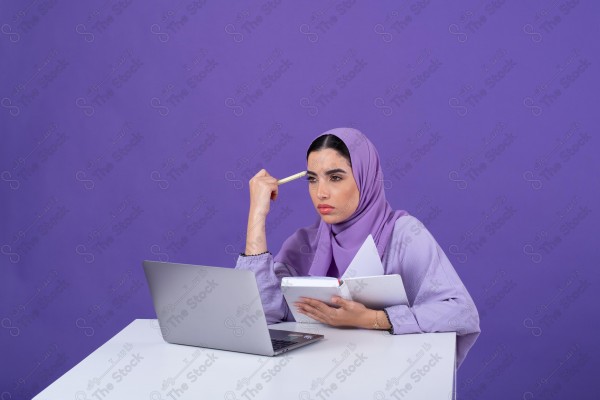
[307,177,316,183]
[330,175,342,181]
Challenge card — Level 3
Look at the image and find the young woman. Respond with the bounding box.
[235,127,480,367]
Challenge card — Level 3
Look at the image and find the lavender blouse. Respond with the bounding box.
[235,215,480,367]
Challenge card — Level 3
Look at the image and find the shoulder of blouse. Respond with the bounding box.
[384,214,431,264]
[390,214,422,238]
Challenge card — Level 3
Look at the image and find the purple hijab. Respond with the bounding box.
[274,128,408,277]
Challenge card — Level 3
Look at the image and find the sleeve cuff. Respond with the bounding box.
[240,250,271,257]
[382,308,394,334]
[384,304,423,335]
[236,252,273,268]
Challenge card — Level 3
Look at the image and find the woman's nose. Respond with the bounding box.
[317,182,329,199]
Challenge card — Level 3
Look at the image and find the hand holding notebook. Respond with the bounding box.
[281,235,409,323]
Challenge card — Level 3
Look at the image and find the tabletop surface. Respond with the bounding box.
[34,319,456,400]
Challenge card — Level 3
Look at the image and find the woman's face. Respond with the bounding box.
[306,148,360,224]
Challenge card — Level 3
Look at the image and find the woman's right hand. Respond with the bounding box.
[248,169,279,216]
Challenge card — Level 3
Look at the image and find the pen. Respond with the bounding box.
[277,171,307,185]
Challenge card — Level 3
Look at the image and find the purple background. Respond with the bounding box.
[1,1,599,398]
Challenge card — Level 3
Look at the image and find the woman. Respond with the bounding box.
[236,127,480,367]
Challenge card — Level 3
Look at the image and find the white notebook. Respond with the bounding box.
[281,235,409,323]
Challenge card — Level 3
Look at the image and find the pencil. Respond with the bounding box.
[277,171,307,185]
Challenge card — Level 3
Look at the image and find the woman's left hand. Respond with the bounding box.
[294,296,373,329]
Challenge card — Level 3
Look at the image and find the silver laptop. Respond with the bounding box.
[142,260,324,356]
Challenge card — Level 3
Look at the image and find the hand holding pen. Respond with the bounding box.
[245,169,307,255]
[248,169,307,215]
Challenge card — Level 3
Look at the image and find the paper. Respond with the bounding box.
[342,234,384,278]
[344,275,408,309]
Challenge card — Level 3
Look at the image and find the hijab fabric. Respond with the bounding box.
[274,128,408,277]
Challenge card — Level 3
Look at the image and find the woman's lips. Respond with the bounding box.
[318,205,334,215]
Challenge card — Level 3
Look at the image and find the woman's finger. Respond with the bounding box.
[297,297,326,308]
[331,296,352,309]
[296,303,329,324]
[304,298,336,315]
[256,168,269,177]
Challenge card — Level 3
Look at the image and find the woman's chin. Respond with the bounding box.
[319,214,342,224]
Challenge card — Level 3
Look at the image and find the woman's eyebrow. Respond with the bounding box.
[306,168,347,176]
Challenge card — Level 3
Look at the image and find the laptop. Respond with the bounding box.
[142,260,324,356]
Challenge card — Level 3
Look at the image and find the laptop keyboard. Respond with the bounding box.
[271,338,297,351]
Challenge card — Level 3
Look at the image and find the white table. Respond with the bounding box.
[34,319,456,400]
